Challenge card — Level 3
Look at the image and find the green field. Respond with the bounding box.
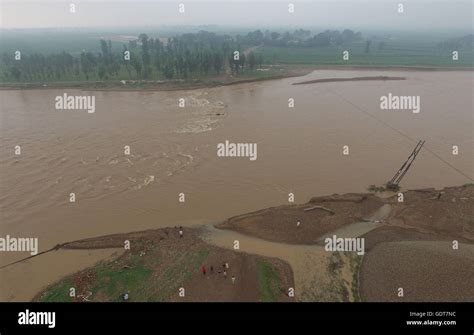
[256,37,473,67]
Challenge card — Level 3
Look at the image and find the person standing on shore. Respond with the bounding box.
[201,265,206,275]
[179,227,183,238]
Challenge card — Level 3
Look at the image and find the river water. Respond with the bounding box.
[1,69,472,300]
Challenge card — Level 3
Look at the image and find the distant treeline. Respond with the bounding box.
[0,29,363,82]
[437,34,473,50]
[241,28,362,47]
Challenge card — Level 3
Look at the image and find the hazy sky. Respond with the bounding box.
[1,0,472,31]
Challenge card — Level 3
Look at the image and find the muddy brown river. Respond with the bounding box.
[1,69,473,300]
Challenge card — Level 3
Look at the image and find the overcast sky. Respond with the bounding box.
[1,0,472,31]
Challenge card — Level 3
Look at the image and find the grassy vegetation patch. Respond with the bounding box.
[133,248,210,302]
[39,279,74,302]
[348,253,363,302]
[36,246,212,302]
[90,252,153,302]
[258,259,282,302]
[368,184,387,193]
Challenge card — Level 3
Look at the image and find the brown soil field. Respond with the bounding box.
[361,226,448,251]
[359,241,474,302]
[33,227,294,302]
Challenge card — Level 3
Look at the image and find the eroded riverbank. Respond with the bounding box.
[6,184,472,302]
[1,69,473,301]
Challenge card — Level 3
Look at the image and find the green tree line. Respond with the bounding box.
[0,31,264,82]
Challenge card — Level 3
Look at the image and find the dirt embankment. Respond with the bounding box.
[300,65,474,72]
[217,185,474,245]
[0,66,310,92]
[216,184,474,302]
[216,193,384,244]
[292,76,406,85]
[357,185,474,302]
[381,185,474,241]
[3,64,471,92]
[31,185,473,303]
[33,227,294,303]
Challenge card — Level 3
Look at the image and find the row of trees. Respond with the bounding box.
[239,29,362,47]
[1,29,362,82]
[1,31,265,82]
[437,34,473,50]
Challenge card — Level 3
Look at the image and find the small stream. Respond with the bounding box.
[199,204,392,301]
